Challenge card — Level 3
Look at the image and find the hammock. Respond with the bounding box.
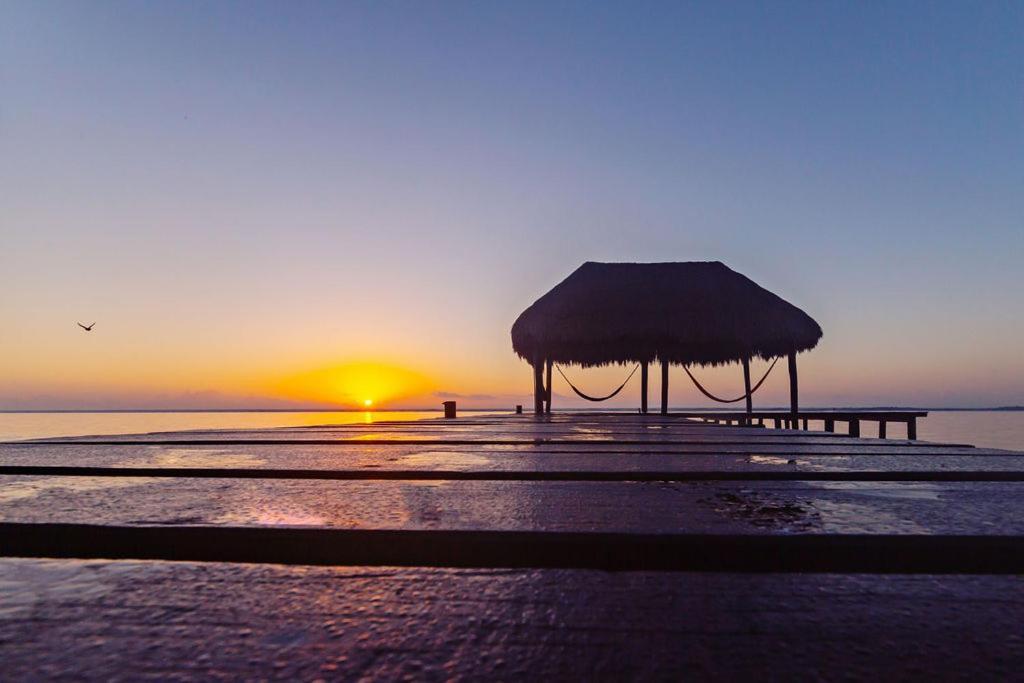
[682,357,780,404]
[555,364,640,402]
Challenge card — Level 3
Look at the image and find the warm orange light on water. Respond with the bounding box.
[274,361,433,408]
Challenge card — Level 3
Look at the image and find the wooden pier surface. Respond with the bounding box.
[2,413,1023,679]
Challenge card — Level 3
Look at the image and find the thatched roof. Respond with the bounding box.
[511,261,822,367]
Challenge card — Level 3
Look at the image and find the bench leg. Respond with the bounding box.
[878,421,887,439]
[824,419,834,433]
[908,417,917,440]
[849,420,860,438]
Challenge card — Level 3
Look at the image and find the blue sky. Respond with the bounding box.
[1,1,1021,408]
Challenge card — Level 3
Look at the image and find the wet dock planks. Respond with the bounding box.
[2,412,1023,679]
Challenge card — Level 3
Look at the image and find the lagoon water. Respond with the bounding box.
[0,410,503,442]
[0,409,1022,452]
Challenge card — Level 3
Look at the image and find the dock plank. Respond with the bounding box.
[1,558,1022,680]
[13,413,974,447]
[0,443,1019,472]
[2,476,1024,536]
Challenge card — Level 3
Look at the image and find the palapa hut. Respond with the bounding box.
[511,261,822,415]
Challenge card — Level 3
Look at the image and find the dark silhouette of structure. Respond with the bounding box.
[511,261,822,415]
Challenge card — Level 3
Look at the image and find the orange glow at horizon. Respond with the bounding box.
[273,361,433,409]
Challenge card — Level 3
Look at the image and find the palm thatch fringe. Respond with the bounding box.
[511,261,822,368]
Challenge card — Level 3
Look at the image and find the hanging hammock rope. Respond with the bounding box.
[555,363,640,402]
[682,357,780,404]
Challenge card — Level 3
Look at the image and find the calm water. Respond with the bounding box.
[914,411,1024,451]
[0,410,1022,452]
[0,411,501,442]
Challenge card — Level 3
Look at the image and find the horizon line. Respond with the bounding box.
[1,406,1022,414]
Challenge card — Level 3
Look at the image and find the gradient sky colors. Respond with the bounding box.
[1,1,1021,410]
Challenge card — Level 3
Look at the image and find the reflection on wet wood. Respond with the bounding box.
[3,413,1024,678]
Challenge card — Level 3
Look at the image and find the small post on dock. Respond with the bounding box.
[907,417,917,440]
[545,359,553,414]
[788,351,799,421]
[660,360,669,415]
[878,421,887,439]
[442,401,457,419]
[640,361,649,414]
[742,357,753,423]
[533,358,544,415]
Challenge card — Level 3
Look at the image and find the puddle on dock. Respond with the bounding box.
[567,427,614,440]
[114,447,266,469]
[747,454,870,472]
[348,434,440,441]
[212,483,435,528]
[811,481,942,501]
[705,489,818,532]
[704,480,940,534]
[748,455,811,467]
[0,476,158,506]
[216,508,330,527]
[399,451,491,467]
[812,500,929,534]
[0,559,139,619]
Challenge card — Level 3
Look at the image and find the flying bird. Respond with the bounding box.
[77,322,95,332]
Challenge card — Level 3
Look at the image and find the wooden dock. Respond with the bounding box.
[2,413,1023,679]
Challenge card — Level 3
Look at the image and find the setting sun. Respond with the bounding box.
[273,361,433,408]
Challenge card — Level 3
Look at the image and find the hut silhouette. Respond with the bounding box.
[511,261,822,415]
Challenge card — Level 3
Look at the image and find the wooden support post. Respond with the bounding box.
[802,418,809,430]
[533,359,544,415]
[774,418,781,429]
[825,418,834,433]
[907,417,917,440]
[640,361,649,414]
[878,421,887,439]
[788,351,799,419]
[849,419,860,438]
[544,359,553,415]
[660,360,669,415]
[742,357,753,415]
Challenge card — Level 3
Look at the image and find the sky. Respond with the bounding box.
[1,1,1021,410]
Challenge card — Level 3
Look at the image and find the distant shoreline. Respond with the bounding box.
[2,407,1022,414]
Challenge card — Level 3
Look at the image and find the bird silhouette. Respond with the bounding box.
[77,322,95,332]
